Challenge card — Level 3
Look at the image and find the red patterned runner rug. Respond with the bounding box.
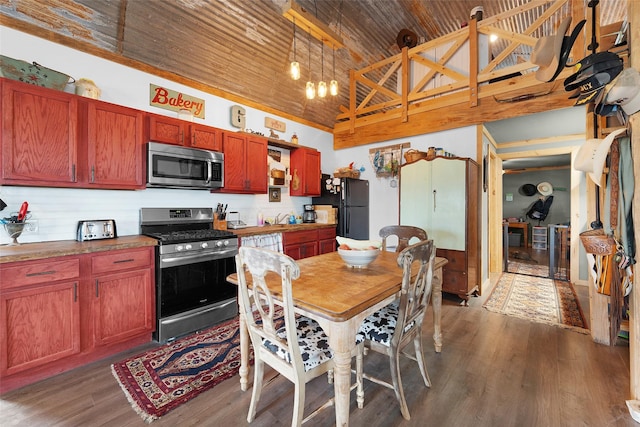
[111,309,283,422]
[483,273,589,333]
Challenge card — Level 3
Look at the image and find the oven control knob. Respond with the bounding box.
[185,244,192,250]
[176,245,184,251]
[216,240,223,247]
[201,242,209,249]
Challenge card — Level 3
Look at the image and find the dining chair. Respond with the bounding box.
[355,239,435,420]
[379,225,428,252]
[235,246,335,427]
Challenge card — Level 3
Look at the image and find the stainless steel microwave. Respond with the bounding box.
[147,142,224,189]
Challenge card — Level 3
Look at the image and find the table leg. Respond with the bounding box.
[432,267,443,353]
[238,302,249,391]
[325,321,355,427]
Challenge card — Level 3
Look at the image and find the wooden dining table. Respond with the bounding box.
[227,250,448,426]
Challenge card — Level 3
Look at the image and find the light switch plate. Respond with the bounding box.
[230,105,246,129]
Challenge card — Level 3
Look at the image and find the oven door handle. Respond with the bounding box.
[160,249,238,267]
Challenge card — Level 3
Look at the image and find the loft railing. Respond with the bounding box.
[336,0,577,131]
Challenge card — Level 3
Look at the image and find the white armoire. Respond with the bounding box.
[399,157,480,302]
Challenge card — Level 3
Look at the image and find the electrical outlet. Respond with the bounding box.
[23,220,38,233]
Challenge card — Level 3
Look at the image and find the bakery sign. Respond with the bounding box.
[149,84,205,118]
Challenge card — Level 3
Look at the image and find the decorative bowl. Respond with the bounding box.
[337,247,380,268]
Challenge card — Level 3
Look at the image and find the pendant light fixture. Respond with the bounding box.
[318,39,327,98]
[330,43,338,96]
[290,17,300,80]
[305,30,315,99]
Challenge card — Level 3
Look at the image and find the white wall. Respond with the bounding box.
[0,26,480,254]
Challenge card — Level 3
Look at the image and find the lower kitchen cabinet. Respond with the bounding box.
[90,248,155,346]
[318,227,337,254]
[284,229,318,260]
[0,246,155,393]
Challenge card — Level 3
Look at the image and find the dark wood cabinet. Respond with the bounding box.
[399,157,480,303]
[1,78,79,186]
[290,147,321,196]
[283,229,319,260]
[219,132,267,193]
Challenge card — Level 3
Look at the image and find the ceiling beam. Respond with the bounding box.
[281,0,344,49]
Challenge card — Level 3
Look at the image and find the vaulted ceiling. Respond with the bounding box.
[0,0,628,131]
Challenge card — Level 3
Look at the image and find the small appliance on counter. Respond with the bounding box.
[77,219,117,241]
[302,205,317,223]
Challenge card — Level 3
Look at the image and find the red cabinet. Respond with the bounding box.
[219,132,267,193]
[0,257,81,377]
[90,248,154,346]
[1,78,79,186]
[318,227,337,254]
[84,100,145,189]
[147,113,221,151]
[0,246,155,393]
[1,78,145,189]
[290,147,321,196]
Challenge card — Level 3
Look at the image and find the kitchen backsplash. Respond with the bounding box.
[0,186,310,245]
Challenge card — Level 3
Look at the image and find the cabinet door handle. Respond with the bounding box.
[113,258,134,264]
[95,279,99,297]
[180,130,184,144]
[433,189,437,211]
[72,164,76,182]
[74,282,78,302]
[26,270,56,277]
[91,166,95,183]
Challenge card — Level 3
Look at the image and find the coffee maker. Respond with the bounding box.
[302,205,317,223]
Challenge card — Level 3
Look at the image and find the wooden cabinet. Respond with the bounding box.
[318,227,337,254]
[90,248,155,346]
[83,100,145,189]
[0,78,145,189]
[219,132,267,193]
[1,78,79,186]
[0,257,81,377]
[283,229,319,260]
[399,157,480,302]
[0,245,155,393]
[290,147,321,196]
[147,113,221,151]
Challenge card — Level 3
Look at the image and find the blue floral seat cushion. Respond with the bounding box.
[263,316,333,371]
[356,301,416,346]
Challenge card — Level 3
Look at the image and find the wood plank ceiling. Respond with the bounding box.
[0,0,628,131]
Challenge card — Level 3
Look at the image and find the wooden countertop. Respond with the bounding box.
[229,223,336,237]
[0,235,158,263]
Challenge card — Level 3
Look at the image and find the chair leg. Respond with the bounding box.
[413,333,431,387]
[389,347,411,420]
[356,342,364,409]
[291,380,305,427]
[248,357,264,423]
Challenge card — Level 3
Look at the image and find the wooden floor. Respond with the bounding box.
[1,277,633,426]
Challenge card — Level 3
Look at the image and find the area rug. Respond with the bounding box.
[111,309,283,422]
[507,259,549,277]
[483,273,588,333]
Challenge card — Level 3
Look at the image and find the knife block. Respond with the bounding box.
[213,214,227,230]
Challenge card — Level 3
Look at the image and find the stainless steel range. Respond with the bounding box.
[140,207,238,342]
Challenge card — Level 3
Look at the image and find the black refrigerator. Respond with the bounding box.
[312,174,369,240]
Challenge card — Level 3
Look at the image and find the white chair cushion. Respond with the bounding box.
[263,316,333,371]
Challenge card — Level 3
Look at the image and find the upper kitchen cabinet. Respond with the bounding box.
[1,78,144,190]
[400,157,480,303]
[147,113,221,151]
[218,132,267,194]
[82,99,145,189]
[1,78,79,186]
[289,147,321,196]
